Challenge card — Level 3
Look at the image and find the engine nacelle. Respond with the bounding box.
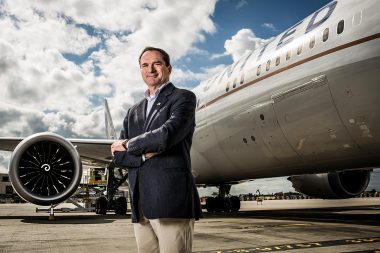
[9,132,82,206]
[288,170,371,199]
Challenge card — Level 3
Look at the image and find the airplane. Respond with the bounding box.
[0,0,379,214]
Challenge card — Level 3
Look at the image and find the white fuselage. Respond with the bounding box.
[191,0,380,185]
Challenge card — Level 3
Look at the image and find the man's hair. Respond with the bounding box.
[139,47,171,67]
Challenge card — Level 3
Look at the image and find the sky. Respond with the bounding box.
[0,0,378,195]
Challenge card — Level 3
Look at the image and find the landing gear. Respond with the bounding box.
[95,163,129,215]
[205,185,241,212]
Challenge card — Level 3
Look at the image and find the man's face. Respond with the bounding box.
[140,50,172,87]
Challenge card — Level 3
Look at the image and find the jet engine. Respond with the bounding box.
[287,170,371,199]
[9,132,82,206]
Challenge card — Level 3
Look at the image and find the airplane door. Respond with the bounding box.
[272,75,359,162]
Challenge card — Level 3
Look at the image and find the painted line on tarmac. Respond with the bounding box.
[194,237,380,253]
[343,250,380,253]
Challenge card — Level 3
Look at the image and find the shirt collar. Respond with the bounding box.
[144,81,169,99]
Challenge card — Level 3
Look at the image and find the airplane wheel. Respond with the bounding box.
[206,197,215,213]
[224,197,232,212]
[230,196,240,212]
[115,197,127,215]
[214,196,225,212]
[96,197,107,215]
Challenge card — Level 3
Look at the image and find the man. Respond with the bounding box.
[111,47,202,253]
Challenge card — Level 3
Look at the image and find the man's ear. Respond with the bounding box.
[168,65,172,73]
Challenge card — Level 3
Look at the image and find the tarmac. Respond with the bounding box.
[0,198,379,253]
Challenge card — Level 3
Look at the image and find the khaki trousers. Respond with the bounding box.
[133,215,194,253]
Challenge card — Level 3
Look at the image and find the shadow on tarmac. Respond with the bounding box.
[0,213,131,224]
[1,204,379,225]
[202,205,380,226]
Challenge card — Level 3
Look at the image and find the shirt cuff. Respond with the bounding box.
[142,154,146,162]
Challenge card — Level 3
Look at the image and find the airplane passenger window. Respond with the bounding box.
[240,74,245,84]
[297,44,302,55]
[309,36,315,49]
[276,56,280,66]
[323,28,329,42]
[337,20,344,34]
[286,50,291,61]
[257,65,261,76]
[197,99,200,108]
[226,82,230,92]
[233,78,237,88]
[266,60,271,71]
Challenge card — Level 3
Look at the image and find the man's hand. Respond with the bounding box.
[111,140,128,155]
[144,152,160,160]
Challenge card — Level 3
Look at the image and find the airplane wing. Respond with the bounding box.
[0,137,114,165]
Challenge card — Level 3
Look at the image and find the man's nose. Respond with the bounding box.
[149,64,156,72]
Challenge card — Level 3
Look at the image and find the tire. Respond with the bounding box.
[214,196,225,212]
[230,196,240,212]
[206,197,215,213]
[96,197,107,215]
[115,197,127,215]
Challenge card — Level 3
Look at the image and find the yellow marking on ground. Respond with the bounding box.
[280,223,311,227]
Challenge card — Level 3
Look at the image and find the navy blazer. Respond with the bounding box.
[114,83,202,223]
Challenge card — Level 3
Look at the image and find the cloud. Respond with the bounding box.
[200,64,227,78]
[235,0,248,10]
[0,152,11,174]
[261,22,277,31]
[210,51,229,60]
[231,177,294,195]
[197,176,294,197]
[0,0,218,140]
[224,28,271,62]
[0,102,48,137]
[367,168,380,191]
[0,0,220,179]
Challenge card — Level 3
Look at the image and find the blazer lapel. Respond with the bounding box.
[143,83,174,131]
[135,99,147,133]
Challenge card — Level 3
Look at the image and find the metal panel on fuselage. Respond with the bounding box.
[328,56,380,159]
[273,75,360,163]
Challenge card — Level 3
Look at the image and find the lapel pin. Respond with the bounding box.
[157,102,161,106]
